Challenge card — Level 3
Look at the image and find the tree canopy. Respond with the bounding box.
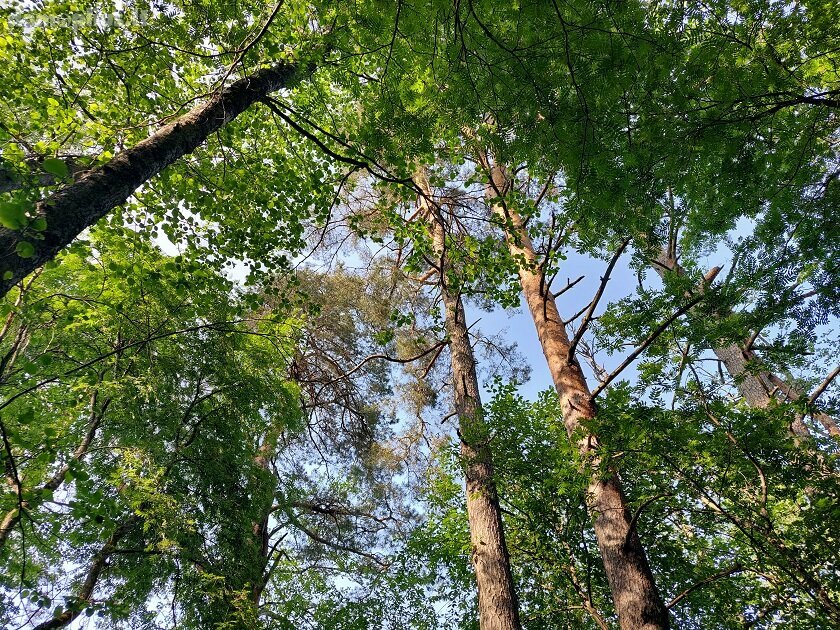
[1,0,838,628]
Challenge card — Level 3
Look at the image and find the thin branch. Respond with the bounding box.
[624,493,668,550]
[567,238,630,363]
[0,320,270,415]
[291,518,388,568]
[311,340,447,390]
[216,0,286,88]
[666,563,744,609]
[591,295,704,398]
[809,365,840,407]
[554,275,585,298]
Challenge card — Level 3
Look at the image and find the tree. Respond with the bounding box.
[2,0,839,627]
[417,170,521,629]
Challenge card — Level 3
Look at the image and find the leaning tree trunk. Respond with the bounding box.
[653,251,838,440]
[482,162,669,630]
[0,62,299,297]
[417,172,522,630]
[33,518,138,630]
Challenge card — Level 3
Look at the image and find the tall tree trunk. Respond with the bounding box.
[249,426,282,606]
[481,161,669,630]
[417,172,522,630]
[0,62,299,298]
[653,251,838,439]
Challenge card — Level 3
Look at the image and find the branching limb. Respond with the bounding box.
[567,238,630,363]
[591,295,704,398]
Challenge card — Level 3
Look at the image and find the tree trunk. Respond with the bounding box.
[483,163,669,630]
[33,518,136,629]
[653,251,838,439]
[418,172,522,630]
[0,62,299,297]
[249,426,281,606]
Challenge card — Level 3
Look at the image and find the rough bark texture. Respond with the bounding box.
[418,172,521,630]
[653,252,838,439]
[485,164,669,630]
[0,62,298,297]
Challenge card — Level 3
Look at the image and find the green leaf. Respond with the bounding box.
[41,158,68,178]
[15,240,35,258]
[0,201,26,229]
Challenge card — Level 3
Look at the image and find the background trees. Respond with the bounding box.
[1,0,838,627]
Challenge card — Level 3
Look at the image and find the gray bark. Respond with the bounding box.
[0,62,298,297]
[653,252,838,439]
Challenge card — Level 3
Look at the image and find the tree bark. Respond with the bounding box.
[653,251,839,439]
[0,62,299,297]
[417,171,522,630]
[249,426,281,606]
[33,518,136,630]
[482,162,669,630]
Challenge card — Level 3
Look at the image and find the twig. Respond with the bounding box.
[567,238,630,363]
[216,0,286,89]
[591,295,704,398]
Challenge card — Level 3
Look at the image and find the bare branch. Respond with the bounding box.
[567,238,630,363]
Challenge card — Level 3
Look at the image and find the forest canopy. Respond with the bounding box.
[0,0,838,628]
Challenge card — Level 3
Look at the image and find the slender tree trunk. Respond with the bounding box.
[33,518,137,630]
[481,162,669,630]
[417,172,522,630]
[653,251,838,439]
[249,427,281,606]
[0,62,299,298]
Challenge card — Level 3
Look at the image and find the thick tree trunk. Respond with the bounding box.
[653,252,838,439]
[418,172,521,630]
[484,164,669,630]
[0,62,298,297]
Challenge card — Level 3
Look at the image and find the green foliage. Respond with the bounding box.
[1,0,839,626]
[0,228,304,627]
